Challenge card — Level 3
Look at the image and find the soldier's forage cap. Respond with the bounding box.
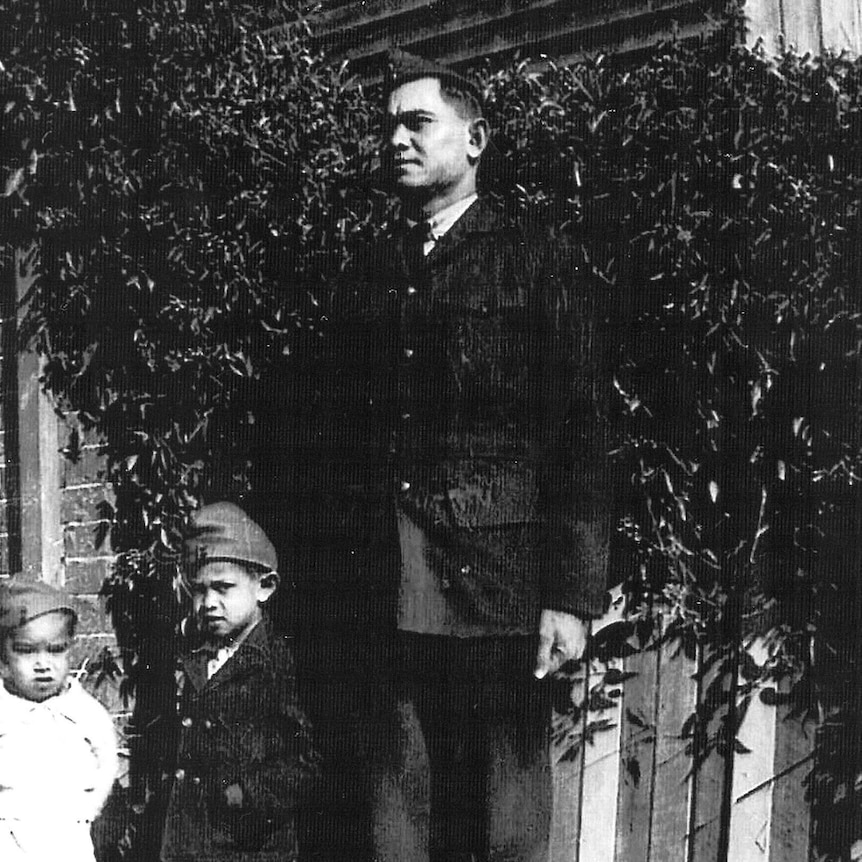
[0,578,77,630]
[385,49,484,110]
[183,502,278,574]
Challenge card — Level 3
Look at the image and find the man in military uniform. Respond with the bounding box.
[333,52,612,861]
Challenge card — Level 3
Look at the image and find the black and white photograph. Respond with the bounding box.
[0,1,859,860]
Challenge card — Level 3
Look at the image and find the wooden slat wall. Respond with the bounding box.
[302,0,862,73]
[548,635,817,862]
[297,0,722,72]
[747,0,862,55]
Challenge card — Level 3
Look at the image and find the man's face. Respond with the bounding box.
[1,611,74,702]
[386,77,480,197]
[189,561,273,643]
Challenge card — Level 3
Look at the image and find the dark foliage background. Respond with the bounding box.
[0,1,861,857]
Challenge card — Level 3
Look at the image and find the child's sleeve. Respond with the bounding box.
[215,643,319,824]
[233,696,317,819]
[84,697,120,821]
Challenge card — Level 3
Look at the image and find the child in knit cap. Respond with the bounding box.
[158,502,316,862]
[0,578,118,862]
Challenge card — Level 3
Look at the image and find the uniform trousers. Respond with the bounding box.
[368,633,552,862]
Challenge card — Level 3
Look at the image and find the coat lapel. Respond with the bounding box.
[391,199,503,276]
[179,650,210,694]
[179,621,271,695]
[424,199,502,271]
[204,623,270,692]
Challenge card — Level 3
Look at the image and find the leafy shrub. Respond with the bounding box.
[0,0,385,660]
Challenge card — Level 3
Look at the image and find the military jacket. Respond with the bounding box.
[331,199,612,630]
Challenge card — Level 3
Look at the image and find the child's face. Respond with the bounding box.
[189,561,275,643]
[0,611,74,702]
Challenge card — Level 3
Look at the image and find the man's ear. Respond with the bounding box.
[467,118,490,162]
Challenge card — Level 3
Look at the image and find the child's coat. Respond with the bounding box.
[0,678,117,862]
[160,620,315,862]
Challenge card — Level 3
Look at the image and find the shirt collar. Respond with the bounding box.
[407,193,478,243]
[192,617,260,656]
[0,676,79,719]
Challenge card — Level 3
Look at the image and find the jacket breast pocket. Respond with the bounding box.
[446,459,542,529]
[442,295,534,389]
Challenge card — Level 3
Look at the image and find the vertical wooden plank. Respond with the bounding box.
[744,0,787,52]
[688,642,734,861]
[614,645,659,862]
[579,656,623,862]
[648,635,697,862]
[768,677,816,861]
[821,0,862,53]
[780,0,824,53]
[551,662,589,862]
[37,362,62,581]
[15,248,63,584]
[727,641,777,861]
[744,0,827,54]
[1,246,22,576]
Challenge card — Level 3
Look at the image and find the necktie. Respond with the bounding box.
[405,220,433,278]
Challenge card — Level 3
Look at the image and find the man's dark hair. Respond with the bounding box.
[438,78,483,121]
[385,50,485,120]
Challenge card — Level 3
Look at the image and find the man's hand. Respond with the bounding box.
[533,609,589,679]
[224,783,244,809]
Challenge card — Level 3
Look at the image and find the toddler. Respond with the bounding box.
[0,578,118,862]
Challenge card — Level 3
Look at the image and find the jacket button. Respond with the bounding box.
[407,286,417,295]
[203,719,213,730]
[403,348,414,358]
[192,776,201,786]
[181,716,193,727]
[175,769,186,781]
[400,481,411,492]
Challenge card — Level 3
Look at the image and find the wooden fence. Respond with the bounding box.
[550,604,816,862]
[291,0,719,73]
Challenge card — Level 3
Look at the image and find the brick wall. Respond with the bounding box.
[59,415,128,763]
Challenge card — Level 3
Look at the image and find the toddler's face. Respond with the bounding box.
[189,561,274,644]
[1,611,73,702]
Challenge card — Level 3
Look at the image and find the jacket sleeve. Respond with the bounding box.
[86,698,119,821]
[537,236,612,618]
[217,645,318,823]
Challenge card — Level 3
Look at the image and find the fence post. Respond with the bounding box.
[13,247,62,584]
